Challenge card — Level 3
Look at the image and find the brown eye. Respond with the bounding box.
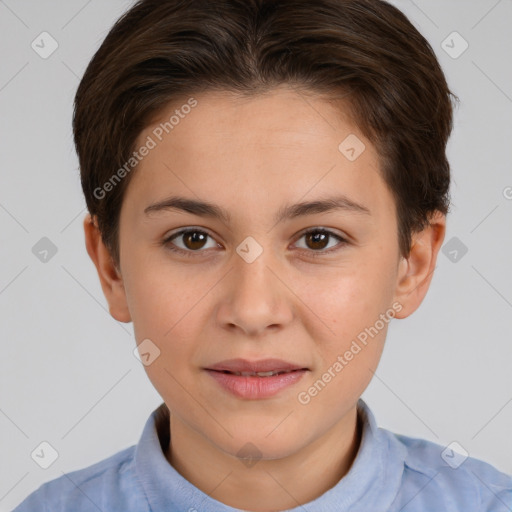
[294,228,347,257]
[305,231,330,250]
[163,229,218,256]
[182,231,208,250]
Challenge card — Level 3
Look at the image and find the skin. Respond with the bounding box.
[84,85,446,511]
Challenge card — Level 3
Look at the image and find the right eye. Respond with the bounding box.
[162,228,221,257]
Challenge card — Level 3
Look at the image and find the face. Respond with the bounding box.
[87,85,444,461]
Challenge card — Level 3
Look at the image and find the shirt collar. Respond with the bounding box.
[135,398,406,511]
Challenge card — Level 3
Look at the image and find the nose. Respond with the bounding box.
[215,242,294,337]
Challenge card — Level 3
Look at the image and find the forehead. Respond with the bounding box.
[123,86,396,226]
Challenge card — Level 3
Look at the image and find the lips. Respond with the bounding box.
[216,369,300,377]
[205,358,308,375]
[204,359,309,399]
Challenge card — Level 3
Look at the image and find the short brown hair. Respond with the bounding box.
[73,0,458,267]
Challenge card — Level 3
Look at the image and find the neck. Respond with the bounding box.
[160,404,362,511]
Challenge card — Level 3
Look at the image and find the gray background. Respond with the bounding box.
[1,0,511,509]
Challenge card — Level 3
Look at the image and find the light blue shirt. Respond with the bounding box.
[13,399,512,511]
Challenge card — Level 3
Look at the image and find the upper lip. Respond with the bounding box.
[205,358,308,373]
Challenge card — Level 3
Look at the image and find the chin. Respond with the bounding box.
[215,428,304,462]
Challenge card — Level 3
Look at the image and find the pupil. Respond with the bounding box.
[307,231,328,250]
[185,231,206,250]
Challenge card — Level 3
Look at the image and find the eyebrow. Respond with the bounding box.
[144,194,371,224]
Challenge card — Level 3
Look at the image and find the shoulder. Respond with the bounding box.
[12,445,147,512]
[386,429,512,512]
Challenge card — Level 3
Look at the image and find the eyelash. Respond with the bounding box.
[161,227,348,259]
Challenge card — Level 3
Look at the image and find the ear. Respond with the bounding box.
[392,211,446,319]
[83,214,131,323]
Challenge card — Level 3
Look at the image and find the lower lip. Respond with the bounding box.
[205,369,308,399]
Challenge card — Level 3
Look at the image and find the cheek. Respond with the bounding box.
[127,267,207,412]
[124,251,206,339]
[306,256,395,337]
[304,281,392,413]
[125,261,214,392]
[302,252,396,388]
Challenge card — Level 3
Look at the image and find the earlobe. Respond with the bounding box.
[392,211,446,319]
[83,214,132,323]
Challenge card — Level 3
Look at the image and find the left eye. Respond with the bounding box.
[294,228,347,254]
[162,228,347,256]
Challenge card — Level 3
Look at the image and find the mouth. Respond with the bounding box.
[204,357,309,374]
[203,359,309,399]
[210,369,306,377]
